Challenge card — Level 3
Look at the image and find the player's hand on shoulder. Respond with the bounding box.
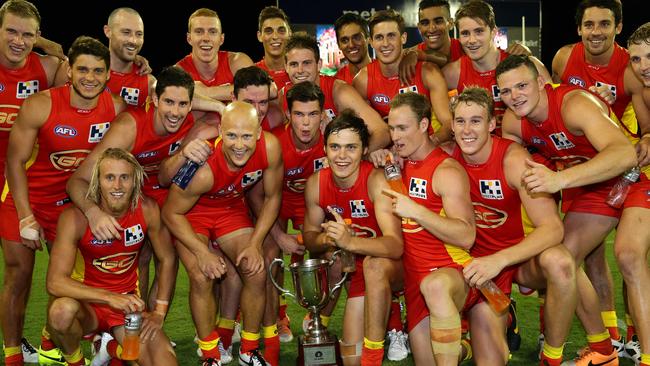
[522,158,563,194]
[84,205,123,241]
[182,139,213,164]
[399,49,418,85]
[588,84,616,105]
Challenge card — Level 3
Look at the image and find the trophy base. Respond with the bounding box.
[296,334,342,366]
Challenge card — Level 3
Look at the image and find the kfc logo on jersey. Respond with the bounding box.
[88,122,110,143]
[286,167,304,177]
[92,252,138,274]
[473,202,508,229]
[124,224,145,246]
[90,238,112,247]
[50,149,90,171]
[242,170,263,187]
[399,85,418,94]
[491,85,501,101]
[549,132,575,150]
[595,81,617,100]
[479,180,504,200]
[16,80,39,99]
[409,178,428,199]
[54,125,78,138]
[531,136,546,146]
[328,205,344,215]
[568,76,586,88]
[372,94,390,105]
[349,200,369,218]
[314,157,327,172]
[169,140,182,155]
[216,184,236,196]
[120,87,140,106]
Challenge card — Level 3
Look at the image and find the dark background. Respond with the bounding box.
[29,0,647,74]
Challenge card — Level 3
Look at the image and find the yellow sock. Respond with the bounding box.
[586,330,611,343]
[641,353,650,365]
[63,347,83,364]
[3,345,21,357]
[542,342,564,359]
[241,330,261,341]
[279,295,287,306]
[625,313,634,327]
[601,311,618,328]
[217,317,235,330]
[41,327,51,339]
[363,338,385,350]
[262,325,278,338]
[320,315,330,328]
[197,334,220,352]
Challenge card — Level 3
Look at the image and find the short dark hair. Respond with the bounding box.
[390,92,432,124]
[334,12,369,40]
[68,36,110,70]
[455,0,496,30]
[495,54,539,80]
[0,0,40,29]
[233,66,273,97]
[258,6,290,31]
[451,87,494,120]
[324,110,370,150]
[285,32,320,62]
[155,66,195,100]
[286,81,324,112]
[628,22,650,48]
[418,0,451,15]
[368,9,405,37]
[576,0,622,27]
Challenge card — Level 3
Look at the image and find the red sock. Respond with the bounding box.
[361,346,383,366]
[589,338,614,356]
[240,338,259,354]
[606,326,620,341]
[216,326,234,349]
[386,300,403,332]
[4,354,23,366]
[263,335,280,366]
[199,330,221,360]
[539,353,562,366]
[108,359,125,366]
[107,340,121,358]
[41,335,56,351]
[627,325,636,341]
[67,359,85,366]
[539,304,545,334]
[278,304,288,320]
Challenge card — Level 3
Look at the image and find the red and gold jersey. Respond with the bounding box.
[0,52,48,186]
[366,59,430,118]
[177,51,234,86]
[107,64,149,107]
[197,132,269,207]
[255,58,291,90]
[282,75,338,121]
[274,124,327,218]
[402,148,471,271]
[28,86,116,204]
[417,37,464,63]
[130,104,195,198]
[457,49,509,122]
[335,64,355,85]
[72,202,146,294]
[451,137,526,256]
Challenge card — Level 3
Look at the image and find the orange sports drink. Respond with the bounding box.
[121,313,141,360]
[384,155,406,194]
[463,259,510,314]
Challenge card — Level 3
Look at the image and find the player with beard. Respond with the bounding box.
[334,13,372,85]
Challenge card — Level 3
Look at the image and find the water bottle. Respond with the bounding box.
[606,166,640,208]
[172,159,202,190]
[121,312,142,360]
[384,154,406,194]
[463,259,510,313]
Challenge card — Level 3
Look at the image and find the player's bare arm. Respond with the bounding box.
[422,61,453,144]
[303,172,331,255]
[551,44,573,84]
[442,59,461,90]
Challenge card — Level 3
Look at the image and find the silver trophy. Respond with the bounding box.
[269,254,347,365]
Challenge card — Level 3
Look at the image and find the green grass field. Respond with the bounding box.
[0,234,639,365]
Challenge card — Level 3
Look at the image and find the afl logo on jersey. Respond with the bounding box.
[568,76,586,88]
[54,125,78,138]
[372,94,390,105]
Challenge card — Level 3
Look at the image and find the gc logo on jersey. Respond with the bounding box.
[92,252,138,274]
[479,180,504,200]
[16,80,39,99]
[473,202,507,229]
[399,85,418,94]
[314,157,327,172]
[120,87,140,106]
[242,170,263,187]
[88,122,110,143]
[124,224,144,246]
[408,178,427,199]
[349,199,369,218]
[50,149,90,171]
[549,132,575,150]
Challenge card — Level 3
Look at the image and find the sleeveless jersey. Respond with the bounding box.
[129,104,194,195]
[417,37,464,63]
[402,148,471,271]
[451,137,525,256]
[177,51,234,86]
[255,58,291,90]
[72,202,146,294]
[366,59,430,118]
[28,86,116,204]
[106,64,149,107]
[457,49,509,120]
[197,133,269,207]
[282,75,338,121]
[335,64,354,85]
[0,52,48,186]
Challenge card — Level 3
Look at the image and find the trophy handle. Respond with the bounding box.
[331,249,342,263]
[268,258,295,300]
[329,271,348,300]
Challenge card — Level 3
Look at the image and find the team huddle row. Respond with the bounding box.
[1,0,650,365]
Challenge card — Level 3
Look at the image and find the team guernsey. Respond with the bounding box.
[0,52,48,189]
[177,51,234,86]
[107,64,150,107]
[401,148,471,331]
[129,105,195,206]
[318,161,381,298]
[521,84,619,217]
[335,64,354,85]
[366,59,430,118]
[417,37,464,62]
[274,124,327,226]
[255,58,291,90]
[282,75,338,121]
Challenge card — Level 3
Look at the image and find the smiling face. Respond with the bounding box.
[153,86,192,135]
[497,64,545,118]
[457,16,495,62]
[106,11,143,64]
[187,15,224,64]
[219,102,261,170]
[629,41,650,87]
[325,128,366,185]
[578,6,621,59]
[337,22,368,65]
[99,157,135,215]
[0,12,39,67]
[452,100,495,163]
[417,5,453,51]
[68,54,110,101]
[285,47,320,84]
[258,17,290,58]
[370,20,406,66]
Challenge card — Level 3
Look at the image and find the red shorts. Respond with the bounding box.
[186,200,254,241]
[561,181,621,218]
[0,193,69,243]
[346,256,366,298]
[89,303,125,333]
[623,178,650,209]
[279,194,305,227]
[463,266,516,311]
[143,186,169,208]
